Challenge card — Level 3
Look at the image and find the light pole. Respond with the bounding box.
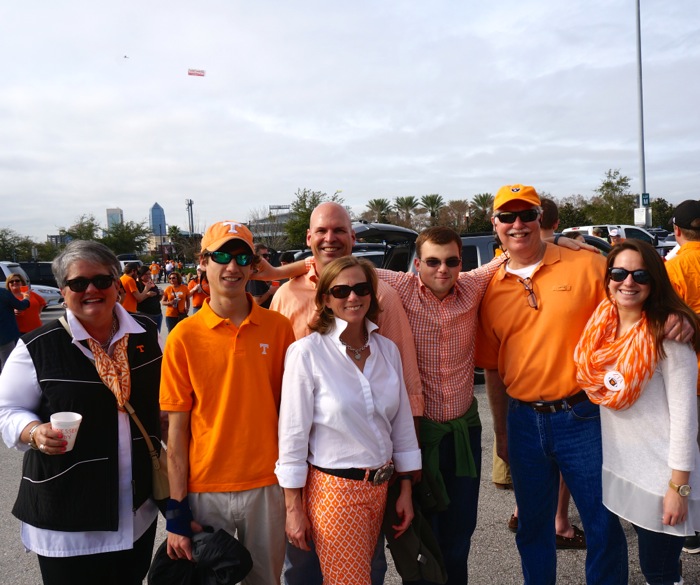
[635,0,651,227]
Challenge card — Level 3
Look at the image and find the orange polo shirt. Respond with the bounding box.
[666,241,700,393]
[270,261,424,416]
[120,274,139,312]
[476,244,607,402]
[160,299,295,492]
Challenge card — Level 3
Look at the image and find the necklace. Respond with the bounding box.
[340,330,370,361]
[100,314,119,351]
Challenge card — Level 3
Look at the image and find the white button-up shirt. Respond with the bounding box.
[275,318,421,489]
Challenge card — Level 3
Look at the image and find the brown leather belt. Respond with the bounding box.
[518,390,588,413]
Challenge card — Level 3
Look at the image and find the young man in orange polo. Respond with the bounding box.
[160,221,295,585]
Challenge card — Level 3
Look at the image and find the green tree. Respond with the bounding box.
[650,197,674,229]
[101,220,151,255]
[586,169,636,225]
[365,198,393,223]
[469,193,495,232]
[59,214,102,242]
[440,199,470,233]
[420,194,445,226]
[393,196,420,228]
[285,189,344,249]
[0,228,32,261]
[557,195,591,230]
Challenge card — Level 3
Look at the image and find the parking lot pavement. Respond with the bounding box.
[3,376,700,582]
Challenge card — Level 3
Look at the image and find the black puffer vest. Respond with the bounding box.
[12,315,162,532]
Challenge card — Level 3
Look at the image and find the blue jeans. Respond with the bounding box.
[283,534,387,585]
[507,397,628,585]
[633,524,683,584]
[407,424,482,585]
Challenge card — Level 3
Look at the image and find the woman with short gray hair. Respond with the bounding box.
[0,240,163,585]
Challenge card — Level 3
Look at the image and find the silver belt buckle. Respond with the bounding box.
[372,462,395,486]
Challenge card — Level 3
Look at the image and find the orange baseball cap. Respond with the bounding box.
[200,221,255,254]
[494,184,541,210]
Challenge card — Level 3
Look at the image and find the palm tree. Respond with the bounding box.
[365,198,393,223]
[470,193,495,232]
[394,196,420,228]
[420,194,445,226]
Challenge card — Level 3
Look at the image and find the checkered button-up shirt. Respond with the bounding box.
[379,256,503,423]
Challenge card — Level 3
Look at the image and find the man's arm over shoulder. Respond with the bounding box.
[376,281,424,417]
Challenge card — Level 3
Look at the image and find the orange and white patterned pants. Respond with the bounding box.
[306,467,388,585]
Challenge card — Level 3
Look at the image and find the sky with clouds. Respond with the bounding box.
[1,0,698,241]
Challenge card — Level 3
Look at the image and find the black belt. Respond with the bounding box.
[313,466,377,481]
[312,462,394,486]
[518,390,588,413]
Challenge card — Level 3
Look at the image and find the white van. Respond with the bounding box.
[562,225,659,246]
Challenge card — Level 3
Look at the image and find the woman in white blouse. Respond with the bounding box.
[275,256,421,585]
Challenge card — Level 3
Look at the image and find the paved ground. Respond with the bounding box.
[1,305,698,582]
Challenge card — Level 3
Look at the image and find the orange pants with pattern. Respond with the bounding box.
[306,467,388,585]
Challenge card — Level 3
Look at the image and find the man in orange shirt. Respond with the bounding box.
[476,185,627,584]
[120,262,157,313]
[665,200,700,555]
[160,221,295,585]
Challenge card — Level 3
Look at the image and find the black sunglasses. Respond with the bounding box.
[328,282,372,299]
[494,209,540,224]
[8,279,22,284]
[206,251,254,266]
[608,267,651,285]
[422,257,461,268]
[261,253,271,259]
[65,275,115,292]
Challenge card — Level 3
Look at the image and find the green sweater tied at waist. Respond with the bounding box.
[419,398,481,511]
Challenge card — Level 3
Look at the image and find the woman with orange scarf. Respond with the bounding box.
[574,240,700,585]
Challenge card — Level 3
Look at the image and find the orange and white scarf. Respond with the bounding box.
[574,298,656,410]
[87,335,131,410]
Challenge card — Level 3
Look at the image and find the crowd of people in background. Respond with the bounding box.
[0,188,699,585]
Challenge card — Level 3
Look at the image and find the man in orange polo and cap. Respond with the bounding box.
[476,184,628,584]
[160,220,295,585]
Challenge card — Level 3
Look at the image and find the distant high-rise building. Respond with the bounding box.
[149,203,166,236]
[106,208,124,229]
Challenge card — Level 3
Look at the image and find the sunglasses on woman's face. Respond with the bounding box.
[494,209,540,224]
[207,251,254,266]
[8,279,22,285]
[608,267,651,285]
[65,275,115,292]
[327,282,372,299]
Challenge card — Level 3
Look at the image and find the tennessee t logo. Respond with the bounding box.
[260,343,269,355]
[136,345,145,353]
[222,221,243,234]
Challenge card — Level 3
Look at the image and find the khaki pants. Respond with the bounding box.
[190,485,286,585]
[492,436,512,484]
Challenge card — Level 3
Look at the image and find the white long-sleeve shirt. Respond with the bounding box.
[275,318,421,489]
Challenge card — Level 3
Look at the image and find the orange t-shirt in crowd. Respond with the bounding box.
[15,288,46,334]
[163,284,189,318]
[666,240,700,394]
[120,274,139,312]
[476,244,607,403]
[150,263,160,277]
[160,299,295,492]
[188,278,210,309]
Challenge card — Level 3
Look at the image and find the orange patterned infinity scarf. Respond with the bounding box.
[574,298,656,411]
[87,335,131,410]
